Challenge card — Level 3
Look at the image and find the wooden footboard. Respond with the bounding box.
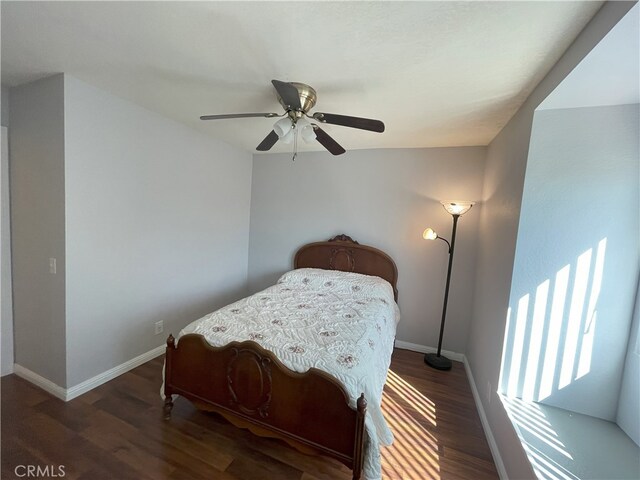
[163,334,367,479]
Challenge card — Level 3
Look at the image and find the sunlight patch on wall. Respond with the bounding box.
[539,264,571,401]
[508,294,530,397]
[500,239,608,404]
[577,238,606,380]
[499,307,513,391]
[523,280,550,401]
[559,249,592,390]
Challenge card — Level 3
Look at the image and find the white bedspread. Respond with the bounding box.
[174,268,400,480]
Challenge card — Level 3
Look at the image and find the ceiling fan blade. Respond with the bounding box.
[313,126,346,156]
[256,130,279,151]
[312,112,385,133]
[200,113,280,120]
[271,80,302,111]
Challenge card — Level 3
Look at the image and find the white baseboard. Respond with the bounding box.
[463,356,507,480]
[13,344,165,402]
[394,339,464,362]
[13,364,67,401]
[65,344,165,401]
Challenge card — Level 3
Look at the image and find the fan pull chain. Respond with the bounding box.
[292,123,298,162]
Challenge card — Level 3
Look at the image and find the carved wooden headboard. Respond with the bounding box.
[294,234,399,301]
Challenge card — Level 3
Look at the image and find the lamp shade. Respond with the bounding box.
[423,228,438,240]
[441,201,475,216]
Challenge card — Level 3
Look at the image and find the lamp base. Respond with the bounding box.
[424,352,452,371]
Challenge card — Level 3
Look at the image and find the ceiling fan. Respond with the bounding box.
[200,80,385,156]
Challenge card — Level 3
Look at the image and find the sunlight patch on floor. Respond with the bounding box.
[386,370,437,426]
[381,370,440,480]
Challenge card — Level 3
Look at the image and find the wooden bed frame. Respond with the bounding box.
[163,234,398,480]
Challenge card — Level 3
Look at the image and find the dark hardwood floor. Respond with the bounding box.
[2,348,498,479]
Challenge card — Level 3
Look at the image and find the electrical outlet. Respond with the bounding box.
[487,381,492,404]
[49,258,57,274]
[155,321,164,335]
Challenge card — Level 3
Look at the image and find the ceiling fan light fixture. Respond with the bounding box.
[280,129,296,145]
[274,117,294,140]
[296,117,316,144]
[273,117,315,146]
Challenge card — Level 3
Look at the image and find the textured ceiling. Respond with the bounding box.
[1,1,603,154]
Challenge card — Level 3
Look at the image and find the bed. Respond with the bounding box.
[162,234,399,480]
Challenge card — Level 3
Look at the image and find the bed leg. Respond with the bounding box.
[163,334,176,420]
[163,396,174,420]
[352,393,367,480]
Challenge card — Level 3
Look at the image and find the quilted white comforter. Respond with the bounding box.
[175,268,400,480]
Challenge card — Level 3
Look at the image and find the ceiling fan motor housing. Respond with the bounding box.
[277,82,317,114]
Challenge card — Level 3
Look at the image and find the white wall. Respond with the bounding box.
[1,126,13,376]
[465,3,636,478]
[503,104,639,420]
[0,86,13,375]
[63,76,253,387]
[248,147,486,353]
[538,3,639,112]
[468,100,537,479]
[1,86,12,376]
[617,281,640,445]
[9,75,67,386]
[1,86,9,127]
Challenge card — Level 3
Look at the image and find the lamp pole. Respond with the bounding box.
[425,213,459,370]
[423,201,474,371]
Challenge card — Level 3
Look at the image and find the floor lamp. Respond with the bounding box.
[422,201,475,370]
